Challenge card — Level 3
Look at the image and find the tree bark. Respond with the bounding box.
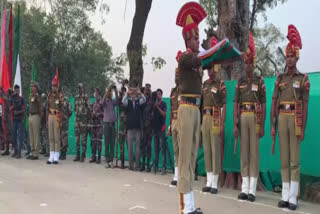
[127,0,152,88]
[216,0,250,80]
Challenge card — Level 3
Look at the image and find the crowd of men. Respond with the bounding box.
[0,2,310,214]
[0,76,171,175]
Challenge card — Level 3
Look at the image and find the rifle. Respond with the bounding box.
[165,136,175,172]
[271,116,278,155]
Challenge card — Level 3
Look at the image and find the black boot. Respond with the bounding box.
[80,152,86,163]
[120,156,125,169]
[73,151,80,162]
[146,158,151,172]
[2,147,9,156]
[89,155,96,163]
[96,155,101,164]
[140,157,145,172]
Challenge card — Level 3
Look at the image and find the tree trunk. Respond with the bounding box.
[216,0,250,80]
[215,0,250,190]
[127,0,153,88]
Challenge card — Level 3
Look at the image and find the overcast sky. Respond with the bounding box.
[91,0,320,96]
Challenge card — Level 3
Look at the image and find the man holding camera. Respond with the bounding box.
[101,85,118,168]
[122,88,146,170]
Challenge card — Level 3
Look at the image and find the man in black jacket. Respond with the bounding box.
[122,88,146,170]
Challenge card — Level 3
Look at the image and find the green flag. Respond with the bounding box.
[13,4,20,79]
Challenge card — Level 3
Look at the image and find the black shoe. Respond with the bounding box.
[140,165,145,172]
[25,152,30,156]
[44,153,49,157]
[73,155,80,162]
[53,161,59,165]
[96,158,101,164]
[89,158,96,163]
[26,155,32,160]
[238,192,248,200]
[120,161,125,169]
[288,203,297,210]
[80,153,85,163]
[170,180,177,186]
[278,200,289,208]
[2,151,9,156]
[39,150,46,155]
[247,194,255,202]
[16,154,21,159]
[31,156,39,160]
[188,208,203,214]
[202,186,212,193]
[210,188,218,195]
[46,161,52,164]
[146,166,151,172]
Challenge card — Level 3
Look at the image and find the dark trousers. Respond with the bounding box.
[153,130,166,170]
[127,129,141,169]
[104,122,115,163]
[12,120,24,155]
[141,126,153,160]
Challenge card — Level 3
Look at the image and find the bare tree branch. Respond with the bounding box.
[266,55,278,75]
[249,0,258,31]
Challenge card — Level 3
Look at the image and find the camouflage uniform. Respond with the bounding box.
[118,91,127,168]
[89,98,104,163]
[74,89,89,162]
[140,94,154,171]
[0,89,13,155]
[59,97,72,160]
[40,94,49,156]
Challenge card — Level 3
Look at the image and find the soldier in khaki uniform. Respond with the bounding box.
[201,36,226,195]
[270,25,309,211]
[28,81,42,160]
[233,32,266,202]
[167,51,181,186]
[176,3,206,213]
[47,72,63,164]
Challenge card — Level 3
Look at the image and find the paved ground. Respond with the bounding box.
[0,155,319,214]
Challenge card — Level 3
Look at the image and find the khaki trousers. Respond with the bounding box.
[172,119,179,167]
[177,105,200,193]
[29,114,41,157]
[278,114,300,182]
[48,115,60,152]
[201,115,221,174]
[240,112,259,177]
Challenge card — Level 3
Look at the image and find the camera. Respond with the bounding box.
[152,91,157,103]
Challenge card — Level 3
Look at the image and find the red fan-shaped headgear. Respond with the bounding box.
[176,2,206,41]
[286,25,302,58]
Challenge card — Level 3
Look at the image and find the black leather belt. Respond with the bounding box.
[179,96,200,106]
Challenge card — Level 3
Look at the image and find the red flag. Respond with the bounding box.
[0,55,10,91]
[8,6,13,87]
